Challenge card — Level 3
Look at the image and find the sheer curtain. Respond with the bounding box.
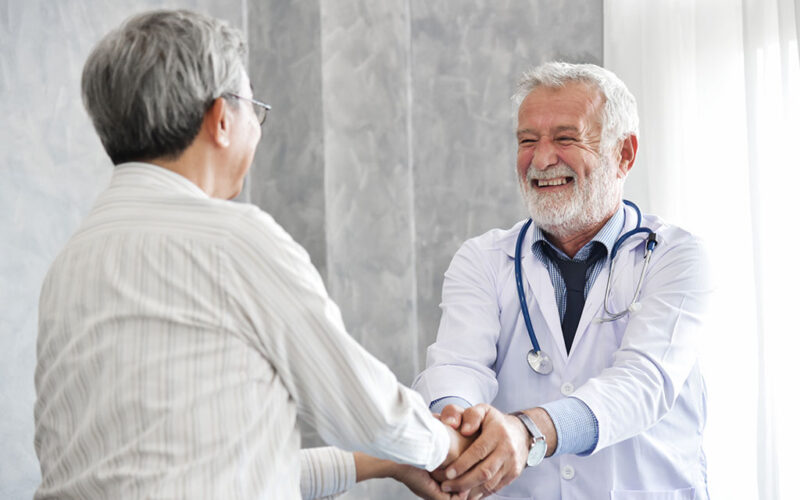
[604,1,799,499]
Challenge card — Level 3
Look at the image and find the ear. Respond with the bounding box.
[203,97,231,148]
[616,134,638,178]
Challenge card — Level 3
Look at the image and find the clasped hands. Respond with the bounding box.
[406,403,533,500]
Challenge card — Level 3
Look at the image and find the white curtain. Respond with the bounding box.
[604,1,800,499]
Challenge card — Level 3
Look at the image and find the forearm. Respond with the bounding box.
[352,452,396,482]
[356,451,457,500]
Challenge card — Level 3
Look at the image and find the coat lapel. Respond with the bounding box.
[497,220,568,362]
[522,253,568,361]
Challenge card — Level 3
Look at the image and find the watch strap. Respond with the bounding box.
[510,410,547,467]
[511,411,544,440]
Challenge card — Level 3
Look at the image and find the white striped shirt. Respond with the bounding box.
[34,162,448,500]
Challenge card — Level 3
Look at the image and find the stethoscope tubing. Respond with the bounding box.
[515,200,657,366]
[514,218,541,353]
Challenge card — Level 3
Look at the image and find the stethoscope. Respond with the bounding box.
[514,200,659,375]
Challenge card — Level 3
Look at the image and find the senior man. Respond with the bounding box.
[413,62,711,499]
[34,10,471,500]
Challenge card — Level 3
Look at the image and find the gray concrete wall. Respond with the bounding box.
[1,1,601,498]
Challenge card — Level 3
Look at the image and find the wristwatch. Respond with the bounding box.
[510,411,547,467]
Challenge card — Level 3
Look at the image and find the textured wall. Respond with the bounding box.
[409,0,603,366]
[1,0,601,498]
[247,0,327,278]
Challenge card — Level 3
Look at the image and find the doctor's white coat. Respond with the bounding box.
[413,206,711,500]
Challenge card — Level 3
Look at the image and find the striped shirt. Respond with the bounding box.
[34,162,448,500]
[299,448,355,499]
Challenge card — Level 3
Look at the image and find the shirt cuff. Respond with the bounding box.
[539,397,598,456]
[299,447,356,499]
[429,396,472,414]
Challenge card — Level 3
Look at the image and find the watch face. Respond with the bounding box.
[528,438,547,466]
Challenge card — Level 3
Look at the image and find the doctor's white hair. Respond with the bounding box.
[81,9,247,165]
[512,62,639,152]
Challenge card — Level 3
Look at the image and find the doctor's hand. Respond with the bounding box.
[437,404,531,497]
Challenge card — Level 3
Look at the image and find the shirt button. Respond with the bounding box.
[560,382,574,396]
[561,464,575,480]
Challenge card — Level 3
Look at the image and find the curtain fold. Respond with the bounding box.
[605,1,799,499]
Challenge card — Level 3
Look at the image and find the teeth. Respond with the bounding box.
[537,178,569,187]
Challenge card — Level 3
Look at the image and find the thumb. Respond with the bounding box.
[440,404,465,429]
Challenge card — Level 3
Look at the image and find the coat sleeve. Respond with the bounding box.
[572,230,712,452]
[412,237,501,407]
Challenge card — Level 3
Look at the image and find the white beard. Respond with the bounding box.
[519,157,623,239]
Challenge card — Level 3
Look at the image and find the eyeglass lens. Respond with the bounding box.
[253,103,268,125]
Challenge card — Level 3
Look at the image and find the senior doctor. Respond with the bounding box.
[413,62,711,499]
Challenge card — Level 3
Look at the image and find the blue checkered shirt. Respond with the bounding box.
[531,207,625,322]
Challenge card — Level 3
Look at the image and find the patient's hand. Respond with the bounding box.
[429,405,474,496]
[353,451,468,500]
[437,404,466,430]
[442,419,474,466]
[391,464,467,500]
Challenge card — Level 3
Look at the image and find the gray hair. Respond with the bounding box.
[81,9,247,165]
[512,62,639,150]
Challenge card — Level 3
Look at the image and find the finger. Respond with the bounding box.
[459,404,489,436]
[442,431,497,483]
[440,404,465,429]
[447,436,527,495]
[424,477,453,500]
[430,467,448,483]
[395,466,451,500]
[442,446,505,492]
[471,460,507,498]
[467,489,484,500]
[486,460,523,495]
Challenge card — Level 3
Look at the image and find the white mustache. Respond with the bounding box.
[525,163,577,183]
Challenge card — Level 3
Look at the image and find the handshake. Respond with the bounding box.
[373,403,555,500]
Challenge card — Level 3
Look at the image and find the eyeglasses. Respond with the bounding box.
[227,93,271,126]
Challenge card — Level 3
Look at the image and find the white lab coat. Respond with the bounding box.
[413,205,711,500]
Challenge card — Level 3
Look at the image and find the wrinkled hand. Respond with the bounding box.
[437,404,530,497]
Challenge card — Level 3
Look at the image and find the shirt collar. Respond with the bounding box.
[531,204,626,262]
[109,162,210,199]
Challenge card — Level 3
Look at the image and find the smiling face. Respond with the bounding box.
[516,81,625,239]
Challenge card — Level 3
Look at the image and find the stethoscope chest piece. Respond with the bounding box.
[527,349,553,375]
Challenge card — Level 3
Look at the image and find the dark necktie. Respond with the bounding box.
[543,244,604,354]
